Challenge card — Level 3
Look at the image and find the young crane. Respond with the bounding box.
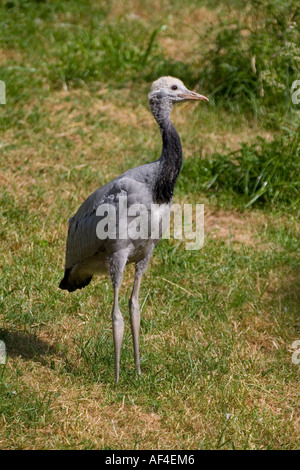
[59,77,208,383]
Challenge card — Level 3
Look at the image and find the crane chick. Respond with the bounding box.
[59,77,208,383]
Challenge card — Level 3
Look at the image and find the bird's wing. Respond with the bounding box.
[64,163,159,269]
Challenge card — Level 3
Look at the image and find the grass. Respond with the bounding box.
[0,0,299,450]
[179,128,300,210]
[198,0,300,123]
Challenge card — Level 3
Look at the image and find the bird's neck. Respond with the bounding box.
[152,104,183,204]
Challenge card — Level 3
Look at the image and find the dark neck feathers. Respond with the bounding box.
[150,98,183,204]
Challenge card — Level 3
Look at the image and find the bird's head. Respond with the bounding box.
[148,76,208,124]
[148,76,209,106]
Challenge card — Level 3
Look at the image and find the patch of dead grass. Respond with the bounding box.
[204,207,263,247]
[0,49,22,64]
[159,6,219,62]
[1,357,175,449]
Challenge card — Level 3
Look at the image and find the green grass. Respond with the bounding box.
[198,0,300,123]
[179,127,300,211]
[0,0,299,450]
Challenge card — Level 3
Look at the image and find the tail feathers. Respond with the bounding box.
[59,267,93,292]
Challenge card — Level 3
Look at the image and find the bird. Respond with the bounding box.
[59,76,208,383]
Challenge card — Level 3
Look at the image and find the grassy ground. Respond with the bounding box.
[0,0,299,449]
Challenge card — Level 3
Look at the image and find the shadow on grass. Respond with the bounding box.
[0,328,56,361]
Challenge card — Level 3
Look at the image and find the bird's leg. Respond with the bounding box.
[129,257,152,377]
[111,285,124,384]
[129,271,142,376]
[109,252,127,384]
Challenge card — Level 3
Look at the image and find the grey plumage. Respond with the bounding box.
[59,76,208,383]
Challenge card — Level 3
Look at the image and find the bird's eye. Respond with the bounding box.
[171,85,178,90]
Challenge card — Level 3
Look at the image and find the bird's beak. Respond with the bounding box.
[179,91,209,102]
